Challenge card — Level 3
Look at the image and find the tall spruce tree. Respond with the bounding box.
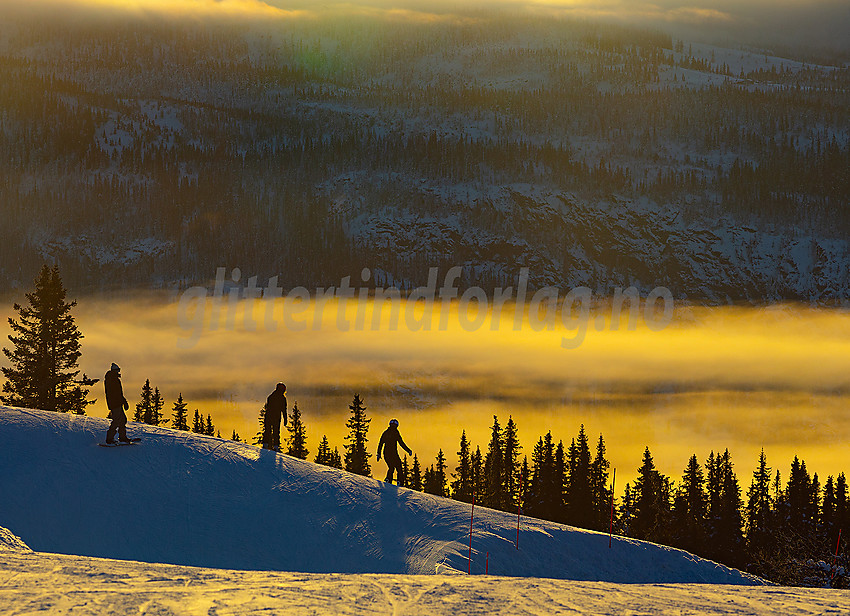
[328,446,342,469]
[343,394,371,476]
[423,465,438,495]
[192,409,203,433]
[554,440,567,523]
[205,414,215,437]
[503,416,521,507]
[151,387,165,425]
[470,446,485,499]
[409,454,423,491]
[589,433,611,531]
[527,432,558,521]
[705,450,744,567]
[452,430,473,502]
[171,394,189,431]
[2,265,92,414]
[565,426,593,529]
[631,447,670,543]
[671,454,707,555]
[315,435,333,466]
[434,449,447,497]
[286,402,308,460]
[483,415,505,509]
[134,379,153,423]
[745,449,773,554]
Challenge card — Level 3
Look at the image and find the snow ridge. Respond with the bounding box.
[0,407,762,584]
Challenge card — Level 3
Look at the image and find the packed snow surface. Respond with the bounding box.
[3,548,849,616]
[0,407,760,583]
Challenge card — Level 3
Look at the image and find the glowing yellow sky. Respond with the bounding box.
[3,294,847,489]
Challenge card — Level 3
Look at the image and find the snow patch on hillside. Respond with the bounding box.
[0,526,32,553]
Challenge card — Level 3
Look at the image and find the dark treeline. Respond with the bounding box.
[1,15,848,292]
[423,417,849,588]
[301,393,848,588]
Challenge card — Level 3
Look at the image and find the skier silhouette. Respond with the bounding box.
[263,383,287,451]
[377,418,412,486]
[104,363,131,444]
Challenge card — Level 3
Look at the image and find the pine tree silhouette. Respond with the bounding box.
[329,447,342,469]
[315,434,333,466]
[470,446,485,499]
[589,434,611,530]
[565,426,592,528]
[171,394,189,431]
[2,265,92,414]
[483,415,505,509]
[205,414,215,436]
[286,402,308,460]
[151,387,165,425]
[434,449,447,497]
[134,379,153,423]
[631,447,670,543]
[452,431,473,503]
[746,449,773,556]
[343,393,371,476]
[192,409,203,434]
[503,416,521,507]
[671,454,707,555]
[409,454,423,491]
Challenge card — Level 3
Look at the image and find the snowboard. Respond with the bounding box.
[99,438,141,447]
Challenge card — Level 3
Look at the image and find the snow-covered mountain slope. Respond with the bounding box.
[5,547,850,616]
[0,407,760,583]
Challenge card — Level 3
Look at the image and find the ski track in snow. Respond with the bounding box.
[1,550,848,616]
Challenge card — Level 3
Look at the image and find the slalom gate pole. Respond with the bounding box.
[608,468,616,549]
[468,492,475,574]
[486,551,489,575]
[516,466,526,550]
[830,528,842,585]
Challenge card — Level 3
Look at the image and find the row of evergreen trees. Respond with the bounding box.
[127,380,222,437]
[289,393,847,587]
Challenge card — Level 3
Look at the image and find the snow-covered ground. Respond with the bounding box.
[1,406,756,583]
[2,532,849,615]
[3,407,850,614]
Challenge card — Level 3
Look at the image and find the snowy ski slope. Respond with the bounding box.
[1,406,759,583]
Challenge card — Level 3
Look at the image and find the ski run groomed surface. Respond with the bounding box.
[1,406,762,584]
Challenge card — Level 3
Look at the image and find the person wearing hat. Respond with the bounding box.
[377,418,412,486]
[104,363,131,444]
[263,383,287,451]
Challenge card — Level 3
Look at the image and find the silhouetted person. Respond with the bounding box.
[104,363,130,444]
[377,418,412,486]
[263,383,287,451]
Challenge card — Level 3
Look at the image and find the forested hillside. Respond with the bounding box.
[1,12,848,298]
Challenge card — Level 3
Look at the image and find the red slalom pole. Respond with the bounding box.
[485,551,489,575]
[830,528,842,585]
[468,492,475,574]
[608,468,616,549]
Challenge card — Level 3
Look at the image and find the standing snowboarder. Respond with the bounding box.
[377,418,412,486]
[104,363,131,444]
[263,383,287,451]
